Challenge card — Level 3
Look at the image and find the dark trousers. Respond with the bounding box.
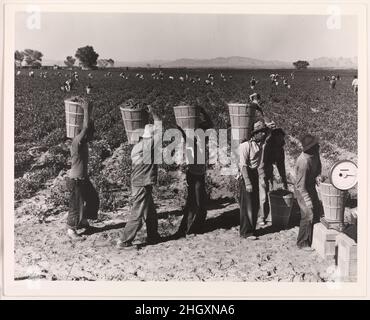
[258,177,272,221]
[239,169,260,238]
[67,178,99,229]
[178,172,207,235]
[120,185,158,243]
[296,186,320,247]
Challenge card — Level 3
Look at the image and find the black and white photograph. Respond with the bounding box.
[1,0,368,298]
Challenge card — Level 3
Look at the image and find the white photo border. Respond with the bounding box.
[1,0,368,299]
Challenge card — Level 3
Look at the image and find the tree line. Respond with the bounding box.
[15,45,114,69]
[15,46,309,70]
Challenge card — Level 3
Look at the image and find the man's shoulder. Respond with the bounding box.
[297,153,312,166]
[271,128,285,136]
[239,140,251,150]
[131,140,143,154]
[71,138,80,151]
[296,152,306,162]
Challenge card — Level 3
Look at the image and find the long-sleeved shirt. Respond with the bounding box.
[239,138,264,171]
[131,122,162,187]
[294,152,322,208]
[69,139,88,179]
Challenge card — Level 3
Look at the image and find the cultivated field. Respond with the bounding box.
[14,68,358,282]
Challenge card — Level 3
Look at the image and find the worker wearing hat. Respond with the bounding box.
[117,106,162,248]
[329,76,336,89]
[238,120,269,240]
[176,106,214,237]
[249,93,264,123]
[294,134,322,250]
[250,76,257,90]
[352,75,358,94]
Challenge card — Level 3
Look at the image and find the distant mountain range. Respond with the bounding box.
[309,56,357,69]
[43,56,358,69]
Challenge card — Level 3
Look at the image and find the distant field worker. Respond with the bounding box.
[329,76,336,89]
[249,93,265,123]
[250,76,257,90]
[176,107,213,237]
[294,134,322,250]
[238,121,269,240]
[352,75,358,94]
[66,100,99,239]
[63,79,72,92]
[117,106,162,249]
[258,120,288,225]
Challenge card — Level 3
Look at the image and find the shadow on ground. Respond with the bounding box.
[82,222,126,235]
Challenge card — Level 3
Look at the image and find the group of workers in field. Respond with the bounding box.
[65,91,322,252]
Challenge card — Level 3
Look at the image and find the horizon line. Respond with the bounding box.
[39,55,358,64]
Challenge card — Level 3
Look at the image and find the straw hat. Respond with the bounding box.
[300,134,319,152]
[251,120,268,136]
[250,92,260,101]
[264,119,276,129]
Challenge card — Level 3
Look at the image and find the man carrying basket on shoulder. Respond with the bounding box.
[66,99,99,239]
[175,107,214,238]
[116,106,162,249]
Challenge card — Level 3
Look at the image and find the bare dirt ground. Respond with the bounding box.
[14,150,357,282]
[15,190,354,282]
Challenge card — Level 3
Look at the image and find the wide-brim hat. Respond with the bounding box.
[251,120,268,136]
[141,124,155,138]
[264,119,276,129]
[300,134,319,151]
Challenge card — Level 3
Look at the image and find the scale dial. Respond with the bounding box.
[329,160,358,191]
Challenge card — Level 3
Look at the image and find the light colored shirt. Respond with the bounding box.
[294,152,321,208]
[352,79,358,86]
[131,122,162,187]
[239,138,264,171]
[130,139,158,187]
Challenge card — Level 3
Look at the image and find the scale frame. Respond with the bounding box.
[329,160,357,191]
[320,160,357,232]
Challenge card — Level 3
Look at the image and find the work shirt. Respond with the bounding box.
[294,152,321,209]
[69,136,88,179]
[131,123,161,187]
[239,138,264,171]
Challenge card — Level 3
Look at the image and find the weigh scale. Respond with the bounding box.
[320,160,358,231]
[329,160,358,191]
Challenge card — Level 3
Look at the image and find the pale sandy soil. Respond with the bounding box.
[15,196,349,282]
[14,156,357,282]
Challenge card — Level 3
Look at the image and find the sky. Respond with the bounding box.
[15,13,358,62]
